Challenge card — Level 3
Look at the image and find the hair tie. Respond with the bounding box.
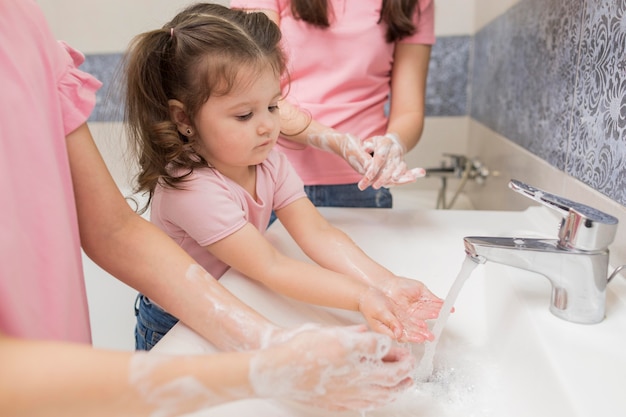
[170,27,174,38]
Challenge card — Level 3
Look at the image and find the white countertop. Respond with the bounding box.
[153,207,626,417]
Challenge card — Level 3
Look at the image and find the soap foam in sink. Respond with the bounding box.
[371,351,498,417]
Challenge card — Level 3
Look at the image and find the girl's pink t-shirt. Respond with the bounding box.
[0,1,101,342]
[151,149,307,279]
[231,0,435,185]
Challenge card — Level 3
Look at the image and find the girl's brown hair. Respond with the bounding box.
[290,0,421,42]
[123,3,286,212]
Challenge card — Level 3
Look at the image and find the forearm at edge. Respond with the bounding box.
[0,336,255,417]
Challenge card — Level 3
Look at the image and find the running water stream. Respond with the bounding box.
[413,256,479,381]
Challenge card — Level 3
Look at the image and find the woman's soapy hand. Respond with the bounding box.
[249,324,415,411]
[307,131,373,175]
[359,133,425,190]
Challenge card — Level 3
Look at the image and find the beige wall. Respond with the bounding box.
[38,0,229,53]
[473,0,519,31]
[434,0,475,36]
[39,0,478,49]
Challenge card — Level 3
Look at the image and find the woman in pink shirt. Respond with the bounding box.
[0,1,426,414]
[126,3,443,352]
[231,0,434,208]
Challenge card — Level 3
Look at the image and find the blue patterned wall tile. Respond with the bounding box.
[82,37,471,122]
[471,0,582,171]
[472,0,626,207]
[426,35,470,117]
[568,0,626,205]
[81,53,124,122]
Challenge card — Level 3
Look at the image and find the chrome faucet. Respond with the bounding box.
[464,179,619,324]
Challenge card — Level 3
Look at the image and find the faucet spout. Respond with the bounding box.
[464,236,609,324]
[462,180,618,324]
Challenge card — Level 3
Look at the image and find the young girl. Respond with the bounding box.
[125,3,444,351]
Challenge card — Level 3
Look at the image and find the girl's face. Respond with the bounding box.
[192,66,282,178]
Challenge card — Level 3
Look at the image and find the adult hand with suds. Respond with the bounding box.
[249,324,415,411]
[359,133,426,190]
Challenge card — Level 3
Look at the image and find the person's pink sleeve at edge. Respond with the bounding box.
[401,0,435,45]
[57,41,102,135]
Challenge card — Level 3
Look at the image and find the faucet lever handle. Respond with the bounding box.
[508,179,618,251]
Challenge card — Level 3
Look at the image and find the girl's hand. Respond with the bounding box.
[380,276,446,341]
[250,324,415,411]
[382,276,445,319]
[359,133,425,190]
[357,287,435,343]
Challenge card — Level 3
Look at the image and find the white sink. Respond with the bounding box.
[153,207,626,417]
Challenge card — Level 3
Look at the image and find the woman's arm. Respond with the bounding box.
[359,43,432,190]
[66,123,278,351]
[0,334,253,417]
[387,43,432,152]
[1,325,414,415]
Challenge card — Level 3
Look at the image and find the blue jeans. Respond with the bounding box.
[304,184,392,208]
[134,294,179,351]
[268,183,392,227]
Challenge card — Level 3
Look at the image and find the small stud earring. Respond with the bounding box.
[185,128,193,136]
